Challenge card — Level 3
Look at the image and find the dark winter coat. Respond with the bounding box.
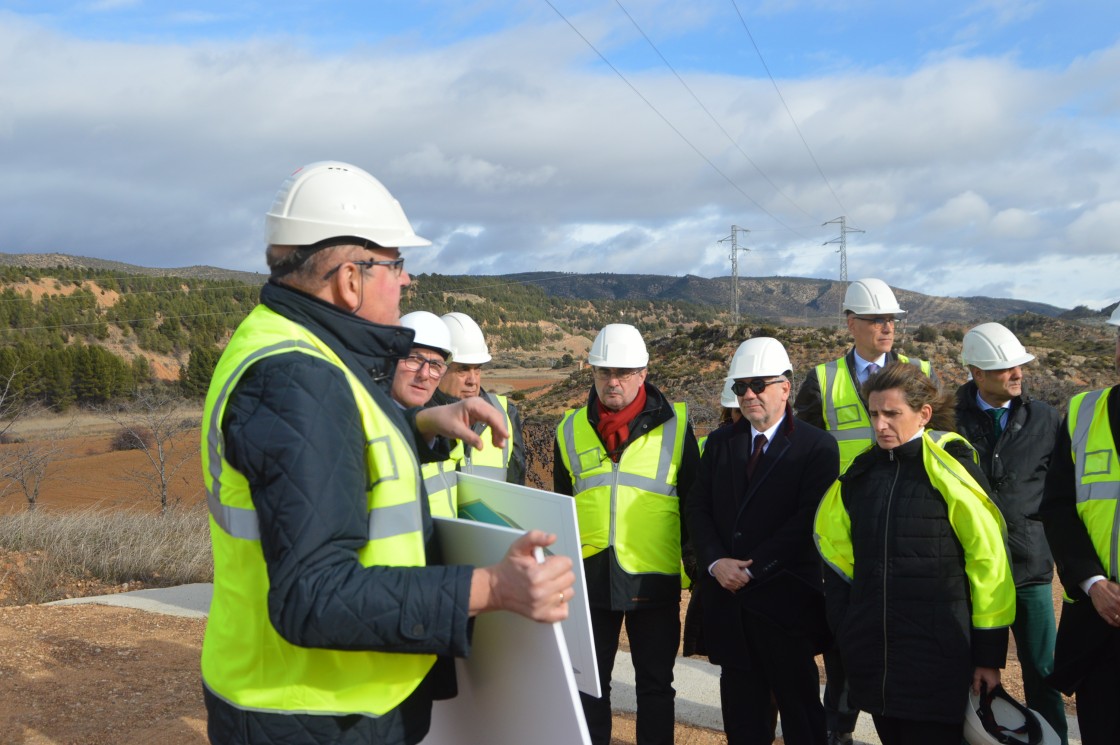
[552,381,700,611]
[825,437,1008,724]
[686,410,839,665]
[955,381,1061,587]
[1040,384,1120,694]
[205,281,472,745]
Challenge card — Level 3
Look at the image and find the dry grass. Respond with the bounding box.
[0,505,212,604]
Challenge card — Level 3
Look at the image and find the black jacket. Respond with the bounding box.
[686,409,839,664]
[1039,384,1120,693]
[206,281,473,745]
[552,381,700,611]
[794,349,939,430]
[954,381,1061,587]
[825,438,1008,724]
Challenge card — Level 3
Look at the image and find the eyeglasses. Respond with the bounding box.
[322,257,406,280]
[852,316,896,328]
[731,378,785,396]
[593,367,644,382]
[399,353,446,378]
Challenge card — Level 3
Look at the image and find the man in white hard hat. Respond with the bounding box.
[392,310,459,519]
[436,311,525,485]
[689,337,839,745]
[954,322,1067,745]
[1040,303,1120,745]
[793,277,937,745]
[553,323,700,745]
[200,161,575,745]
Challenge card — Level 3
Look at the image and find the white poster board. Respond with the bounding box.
[426,518,591,745]
[454,472,599,698]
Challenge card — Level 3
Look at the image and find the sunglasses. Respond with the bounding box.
[731,378,784,396]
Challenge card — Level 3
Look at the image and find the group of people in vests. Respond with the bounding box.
[199,160,1119,745]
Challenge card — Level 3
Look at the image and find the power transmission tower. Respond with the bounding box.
[718,226,750,324]
[823,217,864,324]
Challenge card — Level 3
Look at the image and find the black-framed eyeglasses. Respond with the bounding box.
[399,353,446,378]
[731,378,784,396]
[322,257,406,281]
[852,315,896,328]
[593,367,644,382]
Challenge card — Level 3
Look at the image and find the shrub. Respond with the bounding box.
[110,426,155,452]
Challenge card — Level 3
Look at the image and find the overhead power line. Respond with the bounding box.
[728,0,849,216]
[543,0,813,241]
[611,0,819,223]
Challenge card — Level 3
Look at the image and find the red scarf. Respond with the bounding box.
[596,385,648,461]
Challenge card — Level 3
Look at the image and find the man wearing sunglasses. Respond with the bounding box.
[200,161,575,745]
[792,277,937,745]
[553,322,700,745]
[688,337,839,745]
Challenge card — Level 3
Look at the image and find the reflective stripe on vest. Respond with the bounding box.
[817,354,931,473]
[422,458,458,519]
[200,304,432,718]
[461,390,513,481]
[1069,388,1120,581]
[557,402,686,576]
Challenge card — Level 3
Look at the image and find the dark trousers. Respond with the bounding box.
[870,714,961,745]
[1074,627,1120,745]
[719,609,825,745]
[822,644,859,734]
[581,604,679,745]
[1012,582,1069,745]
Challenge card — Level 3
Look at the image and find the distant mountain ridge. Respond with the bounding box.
[0,252,1101,324]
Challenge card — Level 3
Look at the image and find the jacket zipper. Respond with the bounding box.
[881,449,901,711]
[609,460,621,550]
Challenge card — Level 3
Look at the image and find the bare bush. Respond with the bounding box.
[110,426,155,452]
[0,505,213,599]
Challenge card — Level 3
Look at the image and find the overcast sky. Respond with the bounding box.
[2,1,1118,310]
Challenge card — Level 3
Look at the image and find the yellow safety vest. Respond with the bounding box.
[421,457,459,519]
[557,402,687,576]
[1068,388,1120,581]
[815,354,932,473]
[200,305,433,718]
[460,391,513,480]
[814,430,1014,629]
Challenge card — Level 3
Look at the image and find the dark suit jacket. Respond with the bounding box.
[1039,383,1120,693]
[686,407,840,666]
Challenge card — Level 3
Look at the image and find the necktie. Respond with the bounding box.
[747,434,767,479]
[864,362,881,383]
[988,408,1006,437]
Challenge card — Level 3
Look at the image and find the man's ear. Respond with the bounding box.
[331,261,362,312]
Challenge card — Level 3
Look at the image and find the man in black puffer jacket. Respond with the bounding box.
[955,322,1067,745]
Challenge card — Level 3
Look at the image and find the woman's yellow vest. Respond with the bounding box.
[200,304,434,718]
[557,402,687,576]
[460,391,513,480]
[1068,388,1120,581]
[813,430,1015,629]
[814,354,932,473]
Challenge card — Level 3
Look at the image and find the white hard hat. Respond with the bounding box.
[400,311,453,358]
[588,324,649,368]
[1109,303,1120,326]
[265,161,430,248]
[842,278,906,316]
[720,379,739,408]
[963,687,1060,745]
[961,322,1035,370]
[726,337,793,380]
[441,312,491,364]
